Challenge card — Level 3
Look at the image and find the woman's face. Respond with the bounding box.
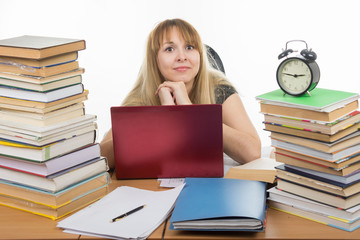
[157,27,200,90]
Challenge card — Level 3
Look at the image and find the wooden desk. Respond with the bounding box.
[2,175,360,240]
[0,205,77,240]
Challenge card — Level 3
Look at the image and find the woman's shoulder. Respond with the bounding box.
[215,84,237,104]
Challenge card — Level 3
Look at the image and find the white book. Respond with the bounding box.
[268,187,360,221]
[272,138,360,162]
[269,200,360,231]
[277,178,360,209]
[0,131,97,162]
[0,102,84,119]
[0,122,97,146]
[0,75,82,92]
[0,102,85,126]
[0,157,108,192]
[0,114,96,139]
[0,83,84,102]
[0,143,100,176]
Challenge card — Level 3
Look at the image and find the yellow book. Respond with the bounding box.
[0,172,109,207]
[0,185,108,220]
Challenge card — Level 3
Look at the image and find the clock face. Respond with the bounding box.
[277,58,312,95]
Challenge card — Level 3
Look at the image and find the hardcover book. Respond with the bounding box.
[0,172,109,208]
[0,141,99,176]
[0,52,78,68]
[269,200,360,232]
[225,157,281,183]
[271,131,360,153]
[0,35,85,59]
[276,164,360,188]
[0,157,108,192]
[268,187,360,222]
[0,68,84,85]
[271,138,360,162]
[264,111,360,135]
[0,89,88,113]
[0,83,84,103]
[276,165,360,197]
[274,149,360,176]
[0,114,96,142]
[0,60,79,77]
[256,88,360,112]
[0,102,85,126]
[260,101,358,122]
[0,74,82,92]
[0,184,108,220]
[276,178,360,209]
[264,122,360,143]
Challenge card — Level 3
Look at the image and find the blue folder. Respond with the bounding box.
[169,177,267,231]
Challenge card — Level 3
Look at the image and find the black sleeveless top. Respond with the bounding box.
[215,84,237,104]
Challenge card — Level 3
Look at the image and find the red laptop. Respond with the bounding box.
[110,104,223,179]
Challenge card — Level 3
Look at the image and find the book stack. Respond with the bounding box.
[0,35,109,220]
[256,88,360,231]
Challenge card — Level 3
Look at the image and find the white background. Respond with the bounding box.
[1,0,359,147]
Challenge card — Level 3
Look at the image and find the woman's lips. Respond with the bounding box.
[174,66,190,72]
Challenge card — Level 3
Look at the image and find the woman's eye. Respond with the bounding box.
[165,47,174,52]
[186,45,194,50]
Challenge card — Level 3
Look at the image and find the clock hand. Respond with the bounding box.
[282,73,295,77]
[283,73,306,78]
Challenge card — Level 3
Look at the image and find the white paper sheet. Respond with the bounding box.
[57,184,185,239]
[158,178,185,188]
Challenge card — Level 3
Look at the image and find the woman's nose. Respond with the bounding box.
[177,49,187,62]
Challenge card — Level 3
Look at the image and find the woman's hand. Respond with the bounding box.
[155,81,192,105]
[156,86,175,105]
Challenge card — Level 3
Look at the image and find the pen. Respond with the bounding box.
[110,204,146,223]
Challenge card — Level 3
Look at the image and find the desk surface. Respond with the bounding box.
[2,174,360,240]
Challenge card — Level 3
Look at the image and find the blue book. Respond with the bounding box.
[169,177,267,231]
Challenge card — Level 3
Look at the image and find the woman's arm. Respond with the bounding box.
[222,93,261,164]
[99,129,115,169]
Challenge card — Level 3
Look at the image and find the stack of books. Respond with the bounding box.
[0,35,109,220]
[256,88,360,231]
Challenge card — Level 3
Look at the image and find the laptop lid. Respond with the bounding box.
[110,104,223,179]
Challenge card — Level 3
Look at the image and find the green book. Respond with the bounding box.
[256,88,359,112]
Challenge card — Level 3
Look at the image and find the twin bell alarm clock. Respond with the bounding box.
[276,40,320,96]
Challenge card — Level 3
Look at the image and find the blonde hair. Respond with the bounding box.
[122,18,231,106]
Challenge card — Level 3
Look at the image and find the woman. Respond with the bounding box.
[100,18,261,169]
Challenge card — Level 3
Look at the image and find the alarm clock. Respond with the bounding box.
[276,40,320,96]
